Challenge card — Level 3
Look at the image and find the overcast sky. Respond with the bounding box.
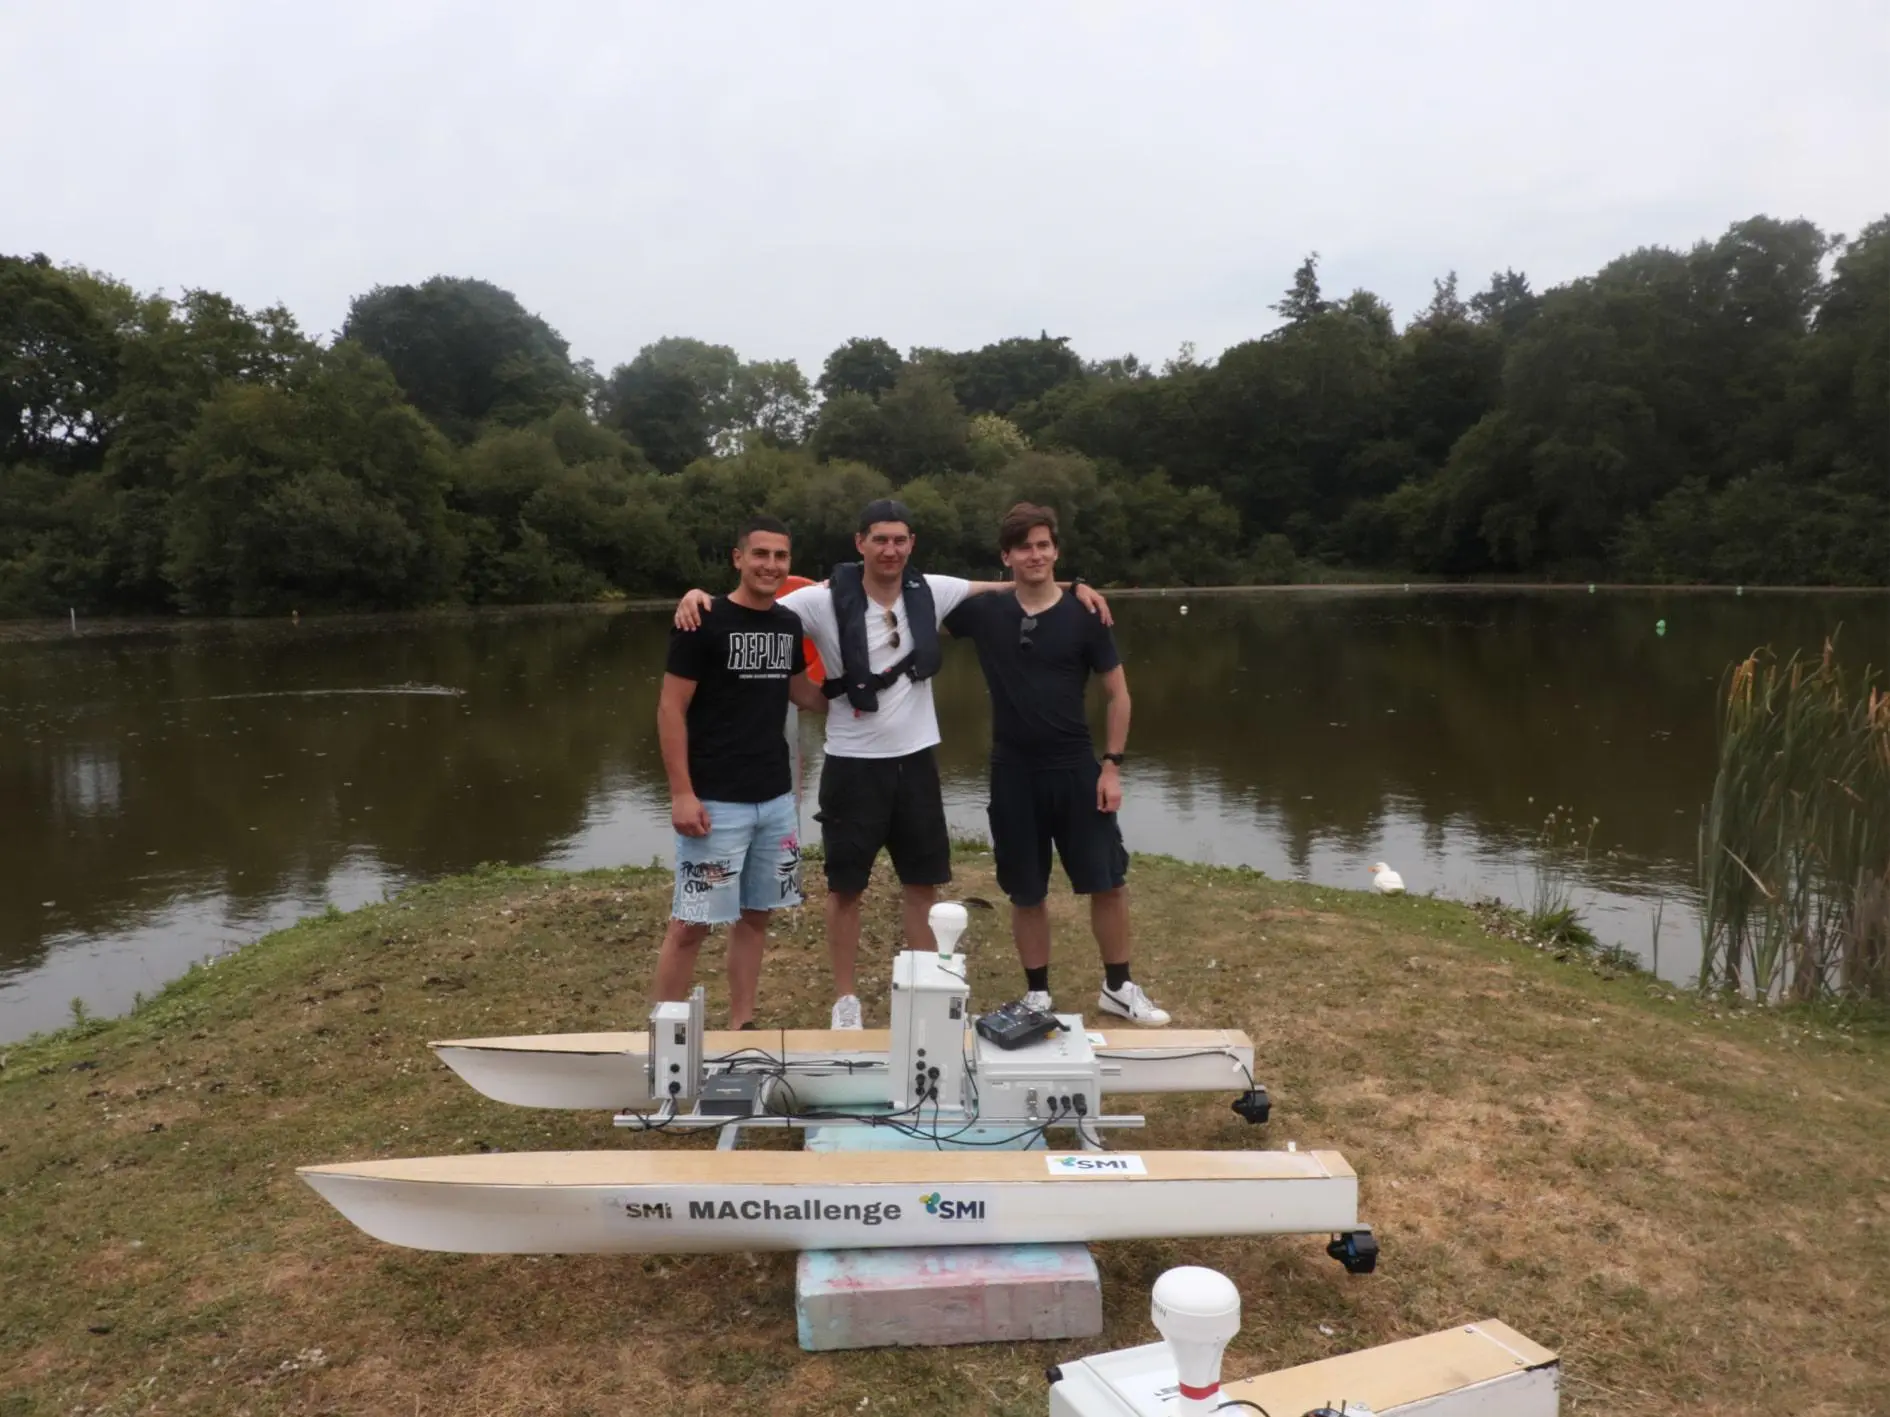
[4,1,1886,377]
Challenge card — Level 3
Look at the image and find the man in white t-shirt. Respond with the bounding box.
[675,497,1109,1028]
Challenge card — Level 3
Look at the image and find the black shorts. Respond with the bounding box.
[987,759,1129,908]
[816,748,952,894]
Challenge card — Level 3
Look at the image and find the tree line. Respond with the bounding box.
[2,211,1884,616]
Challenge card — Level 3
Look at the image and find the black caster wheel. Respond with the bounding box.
[1327,1226,1379,1274]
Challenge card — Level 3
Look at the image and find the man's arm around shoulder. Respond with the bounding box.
[958,575,1114,625]
[787,673,827,713]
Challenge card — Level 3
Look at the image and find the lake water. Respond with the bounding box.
[3,588,1884,1042]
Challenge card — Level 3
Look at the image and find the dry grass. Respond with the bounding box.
[3,853,1887,1417]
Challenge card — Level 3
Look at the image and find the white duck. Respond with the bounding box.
[1370,863,1406,895]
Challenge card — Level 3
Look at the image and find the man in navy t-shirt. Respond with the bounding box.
[944,503,1170,1025]
[656,516,826,1029]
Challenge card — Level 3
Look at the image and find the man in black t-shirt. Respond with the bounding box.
[943,502,1170,1026]
[655,516,825,1029]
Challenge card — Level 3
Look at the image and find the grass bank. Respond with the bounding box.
[3,855,1886,1417]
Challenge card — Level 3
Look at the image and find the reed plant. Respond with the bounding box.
[1528,806,1600,948]
[1699,639,1890,1001]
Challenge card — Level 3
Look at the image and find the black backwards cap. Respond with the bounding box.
[857,498,914,533]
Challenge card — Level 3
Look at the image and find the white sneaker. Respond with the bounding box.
[830,994,863,1030]
[1022,990,1055,1013]
[1097,980,1170,1027]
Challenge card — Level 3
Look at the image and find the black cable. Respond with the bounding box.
[1213,1401,1271,1414]
[1092,1047,1258,1092]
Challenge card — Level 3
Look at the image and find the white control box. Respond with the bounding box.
[889,951,970,1113]
[647,987,705,1107]
[972,1014,1101,1124]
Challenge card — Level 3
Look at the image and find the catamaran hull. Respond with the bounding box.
[430,1028,1256,1111]
[298,1148,1355,1256]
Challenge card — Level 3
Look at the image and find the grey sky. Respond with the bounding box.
[5,1,1886,378]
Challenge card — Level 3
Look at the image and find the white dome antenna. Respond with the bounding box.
[1150,1266,1241,1415]
[929,900,969,959]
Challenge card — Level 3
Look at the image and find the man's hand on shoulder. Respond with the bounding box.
[674,589,714,631]
[1073,582,1113,626]
[672,792,712,837]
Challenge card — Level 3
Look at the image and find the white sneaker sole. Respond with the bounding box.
[1097,995,1170,1027]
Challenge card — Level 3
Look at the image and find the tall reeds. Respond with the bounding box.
[1529,806,1599,948]
[1699,640,1890,1001]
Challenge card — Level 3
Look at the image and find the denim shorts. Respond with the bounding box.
[671,792,803,926]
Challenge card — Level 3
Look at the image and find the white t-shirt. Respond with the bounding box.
[780,574,972,759]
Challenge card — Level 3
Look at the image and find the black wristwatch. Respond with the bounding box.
[1070,576,1088,591]
[1101,752,1125,766]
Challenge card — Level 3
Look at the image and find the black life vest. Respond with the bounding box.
[825,562,942,713]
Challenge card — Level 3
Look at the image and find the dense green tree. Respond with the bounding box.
[877,364,969,481]
[1271,253,1329,327]
[598,358,708,475]
[163,342,460,613]
[815,337,904,401]
[731,357,815,448]
[601,338,813,465]
[450,411,672,602]
[1084,354,1155,382]
[966,412,1029,473]
[1396,278,1504,465]
[1205,289,1400,542]
[0,255,126,472]
[1468,269,1539,337]
[342,277,583,442]
[5,214,1886,619]
[939,333,1086,417]
[808,390,893,469]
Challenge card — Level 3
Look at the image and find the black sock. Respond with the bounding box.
[1104,961,1132,992]
[1025,966,1050,994]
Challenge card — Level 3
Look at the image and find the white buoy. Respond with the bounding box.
[929,901,968,960]
[1151,1267,1242,1415]
[1370,863,1405,895]
[1179,604,1189,616]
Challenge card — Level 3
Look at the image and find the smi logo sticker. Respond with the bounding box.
[919,1191,986,1220]
[1046,1154,1148,1176]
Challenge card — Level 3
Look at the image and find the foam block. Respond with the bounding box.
[796,1243,1103,1351]
[795,1121,1102,1350]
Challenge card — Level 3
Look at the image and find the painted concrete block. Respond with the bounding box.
[796,1121,1099,1350]
[796,1242,1103,1351]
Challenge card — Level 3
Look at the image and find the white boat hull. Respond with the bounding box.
[298,1147,1355,1255]
[430,1028,1256,1111]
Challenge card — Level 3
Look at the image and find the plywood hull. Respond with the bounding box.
[298,1147,1354,1255]
[430,1028,1255,1111]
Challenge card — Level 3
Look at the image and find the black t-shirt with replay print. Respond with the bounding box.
[666,597,808,803]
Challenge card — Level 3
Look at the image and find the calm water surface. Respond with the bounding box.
[3,589,1885,1041]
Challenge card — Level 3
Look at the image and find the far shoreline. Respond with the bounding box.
[3,579,1883,645]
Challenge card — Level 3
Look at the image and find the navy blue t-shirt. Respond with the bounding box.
[943,591,1120,767]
